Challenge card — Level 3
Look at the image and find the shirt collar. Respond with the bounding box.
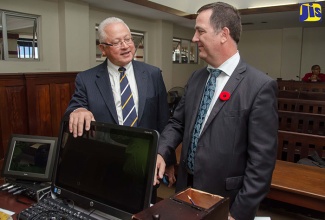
[207,51,240,77]
[107,59,132,74]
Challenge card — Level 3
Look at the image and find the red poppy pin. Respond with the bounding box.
[219,91,231,101]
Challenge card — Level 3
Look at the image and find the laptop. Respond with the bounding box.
[51,119,159,220]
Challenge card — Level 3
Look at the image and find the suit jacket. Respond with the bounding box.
[65,59,169,133]
[158,60,278,220]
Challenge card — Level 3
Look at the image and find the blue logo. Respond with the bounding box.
[300,3,322,22]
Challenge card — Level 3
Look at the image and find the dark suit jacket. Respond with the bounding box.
[158,60,278,220]
[65,59,169,133]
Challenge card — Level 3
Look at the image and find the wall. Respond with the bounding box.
[239,27,325,80]
[1,0,325,86]
[0,0,61,72]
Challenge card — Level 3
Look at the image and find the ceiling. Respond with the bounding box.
[81,0,325,30]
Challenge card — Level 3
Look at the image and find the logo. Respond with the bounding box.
[300,3,322,22]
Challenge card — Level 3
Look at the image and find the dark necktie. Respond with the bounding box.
[118,67,138,127]
[187,69,222,174]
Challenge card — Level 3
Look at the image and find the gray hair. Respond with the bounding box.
[97,17,130,43]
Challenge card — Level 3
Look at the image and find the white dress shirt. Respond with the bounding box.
[200,51,240,134]
[107,60,139,125]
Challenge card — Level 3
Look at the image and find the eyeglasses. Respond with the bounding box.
[100,37,133,48]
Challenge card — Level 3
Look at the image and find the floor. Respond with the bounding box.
[157,184,324,220]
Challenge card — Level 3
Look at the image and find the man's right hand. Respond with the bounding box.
[154,154,166,186]
[69,108,95,137]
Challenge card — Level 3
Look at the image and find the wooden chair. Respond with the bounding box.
[278,110,325,135]
[277,130,325,163]
[278,98,325,114]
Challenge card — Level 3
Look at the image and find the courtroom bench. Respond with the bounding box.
[278,110,325,135]
[267,160,325,213]
[277,80,325,92]
[278,98,325,114]
[278,90,325,100]
[277,130,325,163]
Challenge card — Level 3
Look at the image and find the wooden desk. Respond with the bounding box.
[0,191,35,218]
[268,160,325,212]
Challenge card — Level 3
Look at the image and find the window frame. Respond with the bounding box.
[0,10,40,61]
[172,37,198,64]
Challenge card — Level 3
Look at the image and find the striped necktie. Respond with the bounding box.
[187,69,222,174]
[119,67,138,127]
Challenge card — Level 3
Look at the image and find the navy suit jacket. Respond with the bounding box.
[158,60,278,220]
[65,59,169,133]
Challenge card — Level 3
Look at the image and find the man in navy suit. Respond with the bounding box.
[65,17,169,136]
[154,2,278,220]
[65,17,170,203]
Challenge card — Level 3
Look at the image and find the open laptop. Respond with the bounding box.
[51,119,159,220]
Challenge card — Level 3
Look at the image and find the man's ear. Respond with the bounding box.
[98,44,107,56]
[220,27,230,44]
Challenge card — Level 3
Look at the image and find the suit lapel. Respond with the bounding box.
[201,61,246,135]
[132,60,148,123]
[95,59,119,124]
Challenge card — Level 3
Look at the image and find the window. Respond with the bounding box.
[0,10,39,60]
[173,38,198,64]
[95,25,145,62]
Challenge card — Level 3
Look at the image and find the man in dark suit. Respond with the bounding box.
[154,2,278,220]
[65,17,169,203]
[65,17,169,136]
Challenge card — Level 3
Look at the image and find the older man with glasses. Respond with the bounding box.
[64,17,170,203]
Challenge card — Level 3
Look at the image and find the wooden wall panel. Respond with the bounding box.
[0,72,78,181]
[0,74,28,159]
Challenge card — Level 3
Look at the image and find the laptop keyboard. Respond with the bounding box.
[18,197,97,220]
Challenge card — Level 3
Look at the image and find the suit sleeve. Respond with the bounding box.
[156,70,170,133]
[64,73,89,118]
[231,79,278,219]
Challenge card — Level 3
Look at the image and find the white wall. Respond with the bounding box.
[239,27,325,80]
[1,0,325,88]
[301,27,325,76]
[0,0,61,72]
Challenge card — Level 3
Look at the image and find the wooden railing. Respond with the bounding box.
[277,80,325,92]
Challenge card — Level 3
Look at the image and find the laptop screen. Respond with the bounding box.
[52,120,159,219]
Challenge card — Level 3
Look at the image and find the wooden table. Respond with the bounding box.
[0,191,35,219]
[267,160,325,212]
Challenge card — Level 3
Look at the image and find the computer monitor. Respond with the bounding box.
[52,120,159,220]
[2,134,58,183]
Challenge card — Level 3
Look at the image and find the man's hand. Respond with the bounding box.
[69,108,95,137]
[154,154,166,186]
[164,165,176,187]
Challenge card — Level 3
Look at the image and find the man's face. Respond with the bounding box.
[99,22,135,67]
[192,9,223,65]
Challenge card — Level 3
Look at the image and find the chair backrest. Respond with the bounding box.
[277,130,325,163]
[278,91,325,101]
[278,98,325,114]
[278,111,325,135]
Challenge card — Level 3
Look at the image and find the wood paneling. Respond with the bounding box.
[0,72,78,180]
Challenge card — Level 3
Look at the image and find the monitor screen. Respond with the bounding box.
[52,120,159,219]
[2,134,58,182]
